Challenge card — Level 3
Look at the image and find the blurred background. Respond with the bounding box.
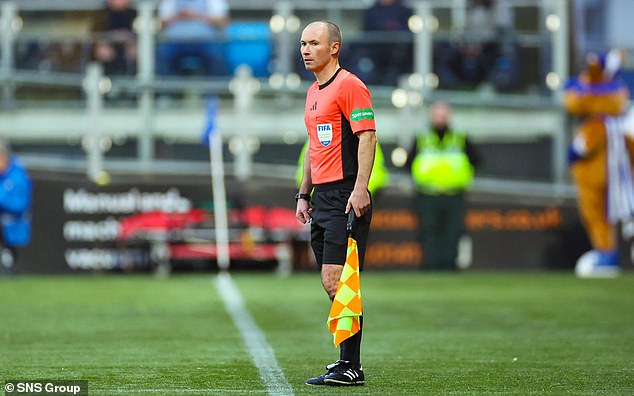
[1,0,633,275]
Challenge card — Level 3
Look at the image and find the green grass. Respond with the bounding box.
[1,272,633,395]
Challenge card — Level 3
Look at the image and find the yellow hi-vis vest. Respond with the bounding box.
[411,131,474,193]
[296,140,389,196]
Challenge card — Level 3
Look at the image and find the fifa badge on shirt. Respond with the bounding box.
[317,123,333,146]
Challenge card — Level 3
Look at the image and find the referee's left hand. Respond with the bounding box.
[346,188,371,218]
[296,199,312,224]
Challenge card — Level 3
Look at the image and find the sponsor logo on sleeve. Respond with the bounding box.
[350,108,374,122]
[317,123,333,146]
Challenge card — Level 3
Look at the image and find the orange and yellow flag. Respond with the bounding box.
[326,236,363,347]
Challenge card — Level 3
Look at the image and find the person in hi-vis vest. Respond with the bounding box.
[406,101,479,270]
[296,139,389,198]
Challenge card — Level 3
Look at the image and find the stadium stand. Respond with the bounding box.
[1,0,632,273]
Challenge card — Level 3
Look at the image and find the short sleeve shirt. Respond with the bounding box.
[304,69,376,185]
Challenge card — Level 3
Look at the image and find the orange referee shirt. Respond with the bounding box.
[304,68,376,185]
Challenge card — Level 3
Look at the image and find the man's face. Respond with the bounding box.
[430,103,451,129]
[300,23,336,73]
[108,0,131,11]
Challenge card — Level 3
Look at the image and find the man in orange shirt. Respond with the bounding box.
[295,20,377,386]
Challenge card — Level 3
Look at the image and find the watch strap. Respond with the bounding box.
[295,193,311,202]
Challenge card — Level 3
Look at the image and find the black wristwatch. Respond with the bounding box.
[295,193,311,202]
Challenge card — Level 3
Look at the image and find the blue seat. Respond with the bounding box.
[224,21,272,77]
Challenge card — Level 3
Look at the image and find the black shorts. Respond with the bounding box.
[310,181,372,270]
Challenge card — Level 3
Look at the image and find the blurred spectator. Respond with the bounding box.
[90,0,138,76]
[434,0,521,91]
[13,11,84,73]
[156,0,229,77]
[406,102,479,271]
[349,0,413,86]
[15,40,43,71]
[0,141,32,275]
[41,43,85,73]
[13,10,39,70]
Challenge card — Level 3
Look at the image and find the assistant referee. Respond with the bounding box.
[295,20,377,387]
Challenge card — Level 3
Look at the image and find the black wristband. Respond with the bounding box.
[295,193,311,202]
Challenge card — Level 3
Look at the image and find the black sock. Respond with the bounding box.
[339,316,363,368]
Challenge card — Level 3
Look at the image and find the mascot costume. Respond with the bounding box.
[564,49,634,277]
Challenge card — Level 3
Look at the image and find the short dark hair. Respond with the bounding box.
[324,21,342,46]
[306,20,342,46]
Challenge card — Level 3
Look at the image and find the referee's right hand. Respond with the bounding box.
[296,200,312,224]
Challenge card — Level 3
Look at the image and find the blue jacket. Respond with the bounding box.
[0,158,32,246]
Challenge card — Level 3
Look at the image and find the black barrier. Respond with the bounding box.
[19,170,594,273]
[365,191,590,270]
[24,173,225,273]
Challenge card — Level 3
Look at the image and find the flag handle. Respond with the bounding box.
[346,211,356,237]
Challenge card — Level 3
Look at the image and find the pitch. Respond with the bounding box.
[1,271,632,395]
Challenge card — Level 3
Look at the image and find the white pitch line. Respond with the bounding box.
[215,271,294,396]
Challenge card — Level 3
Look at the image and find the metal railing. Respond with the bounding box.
[1,0,568,96]
[0,0,574,198]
